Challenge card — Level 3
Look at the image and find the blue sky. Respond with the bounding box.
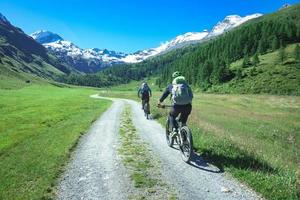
[1,0,299,53]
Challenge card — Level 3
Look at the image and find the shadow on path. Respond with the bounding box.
[171,144,222,173]
[188,151,223,173]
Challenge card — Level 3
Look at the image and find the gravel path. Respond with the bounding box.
[57,95,261,200]
[125,99,261,200]
[56,99,132,200]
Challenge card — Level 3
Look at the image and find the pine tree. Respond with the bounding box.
[296,28,300,39]
[258,39,263,54]
[294,44,300,61]
[280,39,286,48]
[279,47,286,63]
[210,59,220,84]
[271,36,279,51]
[258,38,267,54]
[243,55,251,68]
[235,68,242,79]
[201,60,213,85]
[252,53,260,66]
[243,45,249,56]
[216,63,233,83]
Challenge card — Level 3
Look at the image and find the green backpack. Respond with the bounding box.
[171,76,193,105]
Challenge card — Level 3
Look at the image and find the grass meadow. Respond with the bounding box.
[0,85,111,199]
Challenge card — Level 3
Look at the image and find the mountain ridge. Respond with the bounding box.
[61,3,300,95]
[30,13,262,72]
[0,12,76,88]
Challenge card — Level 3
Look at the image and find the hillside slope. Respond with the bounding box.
[0,13,75,89]
[67,3,300,95]
[147,4,300,95]
[209,43,300,95]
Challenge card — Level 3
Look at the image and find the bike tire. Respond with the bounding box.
[165,119,174,147]
[179,126,193,163]
[143,102,150,119]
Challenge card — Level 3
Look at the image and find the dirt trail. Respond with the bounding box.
[56,99,132,200]
[57,95,261,200]
[126,99,261,200]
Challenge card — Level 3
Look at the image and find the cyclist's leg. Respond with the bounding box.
[142,99,145,109]
[169,106,180,130]
[179,104,192,126]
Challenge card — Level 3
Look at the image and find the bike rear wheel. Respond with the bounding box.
[165,119,174,147]
[179,126,193,163]
[143,102,150,119]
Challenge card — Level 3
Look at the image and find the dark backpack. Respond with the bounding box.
[141,83,150,95]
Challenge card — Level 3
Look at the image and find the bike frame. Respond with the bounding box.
[158,104,193,162]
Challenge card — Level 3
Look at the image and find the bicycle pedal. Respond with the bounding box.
[170,131,176,138]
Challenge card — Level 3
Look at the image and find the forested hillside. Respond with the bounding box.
[60,4,300,95]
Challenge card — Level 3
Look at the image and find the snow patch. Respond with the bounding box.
[30,12,263,66]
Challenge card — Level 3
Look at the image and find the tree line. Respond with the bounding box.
[59,4,300,90]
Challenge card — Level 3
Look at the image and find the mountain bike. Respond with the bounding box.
[143,100,150,119]
[158,104,193,163]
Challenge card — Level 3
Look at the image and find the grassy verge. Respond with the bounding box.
[0,85,111,199]
[101,88,300,200]
[118,105,176,200]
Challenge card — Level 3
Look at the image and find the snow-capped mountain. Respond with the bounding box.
[120,30,209,63]
[30,30,128,73]
[207,14,262,37]
[121,13,262,63]
[31,13,262,70]
[31,30,63,44]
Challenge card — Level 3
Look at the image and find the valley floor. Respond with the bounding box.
[57,95,261,200]
[0,85,111,199]
[0,84,299,200]
[100,88,300,200]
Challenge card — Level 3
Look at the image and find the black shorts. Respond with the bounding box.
[169,104,192,124]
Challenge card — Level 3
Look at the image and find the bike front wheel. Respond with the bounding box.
[143,102,150,119]
[179,126,193,163]
[165,119,174,147]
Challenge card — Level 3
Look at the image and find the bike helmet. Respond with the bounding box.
[172,71,181,78]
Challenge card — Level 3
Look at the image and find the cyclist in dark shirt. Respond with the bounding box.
[158,72,193,130]
[138,81,152,110]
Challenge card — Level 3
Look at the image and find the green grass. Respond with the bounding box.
[101,86,300,200]
[106,77,161,92]
[210,43,300,95]
[0,85,111,199]
[0,62,49,89]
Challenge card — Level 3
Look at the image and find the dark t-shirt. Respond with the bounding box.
[138,85,152,100]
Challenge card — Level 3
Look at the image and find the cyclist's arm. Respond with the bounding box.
[159,85,172,103]
[138,88,141,98]
[149,88,152,97]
